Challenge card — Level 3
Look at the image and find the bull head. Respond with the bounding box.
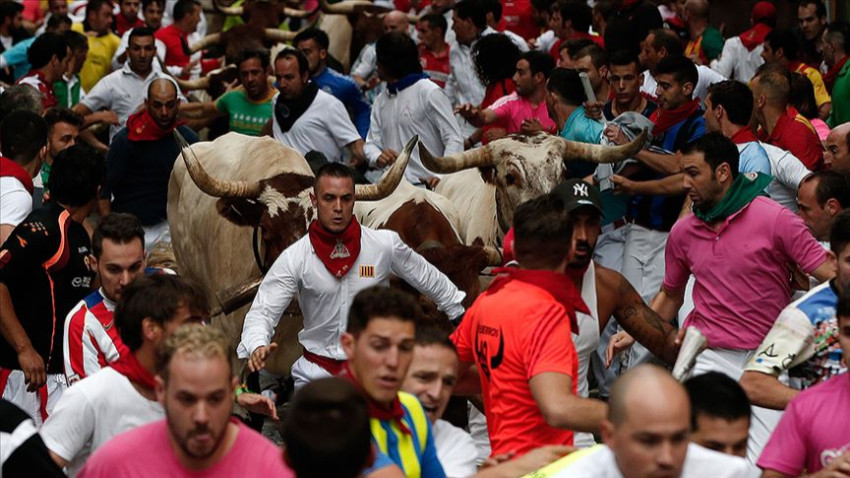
[174,131,418,265]
[418,131,647,231]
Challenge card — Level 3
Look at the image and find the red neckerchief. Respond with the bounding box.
[17,71,57,108]
[740,23,771,51]
[0,157,34,194]
[126,109,184,141]
[824,56,849,91]
[730,126,759,145]
[339,362,411,435]
[489,267,589,333]
[115,15,145,36]
[650,98,700,136]
[109,352,156,390]
[308,218,361,278]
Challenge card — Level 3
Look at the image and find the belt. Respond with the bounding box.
[302,349,347,376]
[601,217,628,234]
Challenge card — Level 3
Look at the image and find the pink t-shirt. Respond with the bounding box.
[77,419,294,478]
[490,93,557,135]
[663,197,827,350]
[758,373,850,474]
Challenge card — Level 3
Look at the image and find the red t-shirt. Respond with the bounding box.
[155,24,190,70]
[759,106,824,171]
[502,0,538,40]
[419,44,450,88]
[451,268,585,457]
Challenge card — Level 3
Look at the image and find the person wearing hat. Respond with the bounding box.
[710,1,776,83]
[451,181,682,457]
[498,179,682,449]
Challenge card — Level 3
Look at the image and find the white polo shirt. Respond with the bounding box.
[79,63,160,142]
[0,177,31,229]
[641,64,727,106]
[271,89,361,163]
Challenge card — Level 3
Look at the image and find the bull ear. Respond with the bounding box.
[215,198,266,227]
[479,166,497,185]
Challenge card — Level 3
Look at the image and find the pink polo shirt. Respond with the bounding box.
[490,93,557,135]
[663,197,827,350]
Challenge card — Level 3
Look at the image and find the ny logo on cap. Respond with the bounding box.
[574,183,589,197]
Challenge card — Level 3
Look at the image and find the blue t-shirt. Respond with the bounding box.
[737,141,772,176]
[313,66,372,138]
[560,105,605,178]
[2,37,35,80]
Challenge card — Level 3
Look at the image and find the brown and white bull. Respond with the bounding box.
[424,132,648,247]
[355,179,501,309]
[167,132,415,374]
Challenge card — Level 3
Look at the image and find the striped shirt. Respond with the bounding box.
[369,392,445,478]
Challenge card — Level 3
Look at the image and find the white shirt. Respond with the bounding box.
[534,30,557,53]
[549,444,757,478]
[433,419,478,478]
[79,63,161,142]
[0,176,32,228]
[271,89,361,163]
[502,28,530,53]
[40,367,163,476]
[574,261,601,448]
[110,28,169,73]
[760,142,811,212]
[710,36,765,84]
[238,227,465,360]
[445,27,497,107]
[351,42,377,80]
[365,77,463,184]
[641,64,727,107]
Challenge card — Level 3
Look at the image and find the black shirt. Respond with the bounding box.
[0,399,65,477]
[0,203,96,374]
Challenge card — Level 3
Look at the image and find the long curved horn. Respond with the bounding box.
[264,28,298,43]
[561,128,649,163]
[174,76,210,90]
[189,33,221,54]
[418,142,494,174]
[318,0,382,14]
[283,6,316,18]
[174,130,263,198]
[356,135,418,200]
[212,0,243,16]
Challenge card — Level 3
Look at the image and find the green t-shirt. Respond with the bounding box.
[215,89,275,136]
[53,76,81,108]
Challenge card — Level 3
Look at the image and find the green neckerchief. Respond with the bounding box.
[693,172,773,223]
[40,162,51,194]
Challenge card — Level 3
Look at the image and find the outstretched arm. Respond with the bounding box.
[611,273,682,365]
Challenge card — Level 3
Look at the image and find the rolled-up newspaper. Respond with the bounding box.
[672,327,708,382]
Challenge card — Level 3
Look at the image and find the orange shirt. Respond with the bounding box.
[451,268,586,457]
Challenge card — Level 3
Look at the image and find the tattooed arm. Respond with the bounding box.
[602,269,682,365]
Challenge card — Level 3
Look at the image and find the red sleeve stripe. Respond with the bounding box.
[66,304,89,380]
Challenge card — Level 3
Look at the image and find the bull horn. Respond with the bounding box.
[174,75,210,91]
[482,246,503,266]
[561,128,648,163]
[212,0,243,15]
[174,130,264,198]
[283,6,316,18]
[189,33,221,54]
[318,0,381,14]
[418,142,494,174]
[356,135,418,200]
[264,28,298,43]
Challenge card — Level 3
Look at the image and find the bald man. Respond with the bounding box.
[384,10,412,36]
[105,77,199,249]
[536,365,754,477]
[824,123,850,171]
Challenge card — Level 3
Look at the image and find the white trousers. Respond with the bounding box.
[0,370,66,426]
[692,348,783,464]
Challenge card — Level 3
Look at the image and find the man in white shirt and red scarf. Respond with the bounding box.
[104,76,198,249]
[238,162,466,389]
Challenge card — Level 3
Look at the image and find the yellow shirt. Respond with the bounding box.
[72,23,120,93]
[794,62,832,108]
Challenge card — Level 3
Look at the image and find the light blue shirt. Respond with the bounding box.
[560,105,605,178]
[1,37,35,80]
[737,141,772,176]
